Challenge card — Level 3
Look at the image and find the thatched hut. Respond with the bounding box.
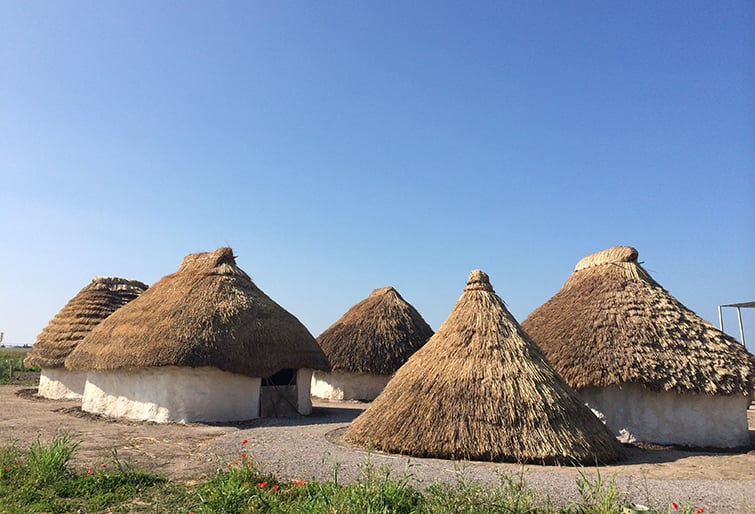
[24,277,147,399]
[312,286,433,401]
[522,246,755,448]
[347,270,625,464]
[66,247,330,423]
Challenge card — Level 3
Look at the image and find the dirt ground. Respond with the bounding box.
[1,385,753,512]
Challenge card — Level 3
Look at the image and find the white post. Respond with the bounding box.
[718,305,724,331]
[736,307,746,345]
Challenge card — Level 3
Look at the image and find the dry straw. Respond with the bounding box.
[522,246,755,395]
[317,286,433,375]
[66,247,330,378]
[347,270,625,465]
[24,277,148,369]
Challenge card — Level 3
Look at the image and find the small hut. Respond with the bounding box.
[347,270,624,464]
[522,246,755,448]
[66,247,330,423]
[312,286,433,401]
[24,277,147,399]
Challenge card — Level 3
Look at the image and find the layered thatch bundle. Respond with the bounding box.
[25,277,148,369]
[347,270,625,464]
[521,246,755,447]
[66,247,330,422]
[24,277,147,399]
[312,286,433,401]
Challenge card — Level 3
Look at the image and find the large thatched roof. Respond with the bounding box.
[347,270,625,465]
[66,247,330,378]
[24,277,148,369]
[316,286,433,375]
[521,246,755,396]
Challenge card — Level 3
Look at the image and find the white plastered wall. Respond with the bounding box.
[37,368,87,399]
[296,368,313,414]
[311,370,391,401]
[582,383,750,448]
[82,366,261,423]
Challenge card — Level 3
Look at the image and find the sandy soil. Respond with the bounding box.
[1,385,753,513]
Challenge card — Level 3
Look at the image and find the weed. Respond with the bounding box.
[26,430,79,486]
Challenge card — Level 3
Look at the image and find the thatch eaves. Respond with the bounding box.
[65,247,330,378]
[521,246,755,396]
[347,270,625,465]
[316,286,433,375]
[24,277,148,369]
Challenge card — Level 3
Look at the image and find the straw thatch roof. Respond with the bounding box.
[24,277,148,369]
[66,247,330,377]
[347,270,625,465]
[316,286,433,375]
[521,246,755,396]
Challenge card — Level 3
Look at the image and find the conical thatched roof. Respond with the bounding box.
[24,277,148,369]
[66,247,330,377]
[521,246,755,396]
[347,270,625,465]
[317,286,433,375]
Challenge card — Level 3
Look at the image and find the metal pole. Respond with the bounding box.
[736,307,746,345]
[718,305,724,332]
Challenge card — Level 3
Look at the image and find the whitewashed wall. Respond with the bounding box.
[37,368,87,399]
[82,366,261,423]
[311,370,390,401]
[582,383,750,448]
[296,368,313,414]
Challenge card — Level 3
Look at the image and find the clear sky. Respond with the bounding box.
[1,1,753,351]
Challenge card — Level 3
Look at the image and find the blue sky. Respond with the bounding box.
[1,1,753,351]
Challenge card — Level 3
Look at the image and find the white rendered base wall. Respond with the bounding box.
[37,368,87,399]
[582,383,750,448]
[296,369,313,414]
[311,370,391,401]
[82,366,261,423]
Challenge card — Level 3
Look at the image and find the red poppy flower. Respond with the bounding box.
[695,508,704,514]
[87,469,93,475]
[256,481,267,488]
[241,453,246,458]
[272,484,279,491]
[672,502,679,510]
[241,439,248,445]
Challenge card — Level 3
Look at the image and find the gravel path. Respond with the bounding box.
[2,387,754,513]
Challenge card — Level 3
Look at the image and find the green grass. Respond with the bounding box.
[0,346,39,385]
[0,434,710,513]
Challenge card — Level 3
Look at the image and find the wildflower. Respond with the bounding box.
[241,453,247,458]
[4,467,10,472]
[242,439,248,445]
[87,469,93,475]
[671,502,679,510]
[695,508,704,514]
[99,463,106,468]
[292,479,307,487]
[14,461,20,466]
[256,481,268,488]
[227,463,232,468]
[243,481,249,486]
[272,484,279,491]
